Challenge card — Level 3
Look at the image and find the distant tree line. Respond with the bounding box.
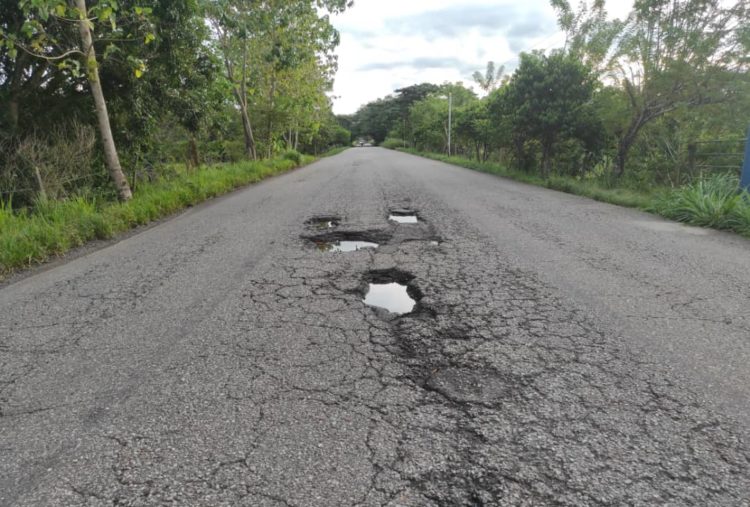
[344,0,749,186]
[0,0,353,205]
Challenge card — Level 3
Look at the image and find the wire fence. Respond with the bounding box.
[0,174,95,198]
[685,138,745,180]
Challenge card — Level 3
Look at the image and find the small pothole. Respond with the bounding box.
[305,230,389,253]
[362,269,421,316]
[389,208,418,224]
[306,216,341,230]
[316,240,378,252]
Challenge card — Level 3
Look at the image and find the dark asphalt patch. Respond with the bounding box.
[424,367,516,406]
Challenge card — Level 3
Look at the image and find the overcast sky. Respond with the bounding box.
[329,0,631,115]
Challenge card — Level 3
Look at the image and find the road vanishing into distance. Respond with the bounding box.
[2,147,750,506]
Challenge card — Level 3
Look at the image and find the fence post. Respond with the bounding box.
[742,125,750,191]
[687,142,696,177]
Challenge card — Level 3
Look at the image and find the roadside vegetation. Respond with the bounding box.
[395,148,656,209]
[0,1,353,276]
[395,148,750,238]
[0,156,319,276]
[341,0,749,237]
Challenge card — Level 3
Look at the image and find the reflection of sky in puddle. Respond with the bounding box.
[363,283,415,314]
[389,215,418,224]
[317,241,379,252]
[309,218,340,230]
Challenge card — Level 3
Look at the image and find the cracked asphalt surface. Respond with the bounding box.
[2,147,750,505]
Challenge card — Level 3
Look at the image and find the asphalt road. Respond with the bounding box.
[2,147,750,506]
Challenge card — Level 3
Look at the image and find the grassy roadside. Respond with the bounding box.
[394,148,750,239]
[0,150,344,278]
[395,148,656,208]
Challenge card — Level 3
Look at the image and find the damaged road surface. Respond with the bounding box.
[2,148,750,506]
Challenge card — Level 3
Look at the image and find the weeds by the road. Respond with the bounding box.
[396,148,655,209]
[395,148,750,239]
[651,174,750,235]
[320,146,351,157]
[0,155,320,277]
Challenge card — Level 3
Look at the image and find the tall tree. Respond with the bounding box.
[207,0,349,160]
[208,0,258,159]
[0,1,152,200]
[550,0,624,72]
[608,0,749,176]
[501,51,600,177]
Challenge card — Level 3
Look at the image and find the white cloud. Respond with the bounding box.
[329,0,632,114]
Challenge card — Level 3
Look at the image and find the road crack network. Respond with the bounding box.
[1,188,749,506]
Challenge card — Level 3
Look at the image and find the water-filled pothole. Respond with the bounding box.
[389,208,418,224]
[316,240,378,252]
[306,216,341,230]
[363,283,415,314]
[361,269,421,315]
[306,230,389,253]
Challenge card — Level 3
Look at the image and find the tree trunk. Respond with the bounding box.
[541,142,553,178]
[234,92,257,160]
[615,109,650,177]
[615,126,640,177]
[74,0,132,201]
[232,41,256,160]
[266,78,277,159]
[188,135,200,169]
[8,98,19,133]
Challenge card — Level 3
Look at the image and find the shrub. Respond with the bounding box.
[0,122,97,207]
[727,194,750,236]
[281,149,303,166]
[380,138,405,149]
[651,173,741,229]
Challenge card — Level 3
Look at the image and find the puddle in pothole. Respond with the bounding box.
[363,282,416,315]
[389,214,418,224]
[316,240,379,252]
[389,209,418,224]
[307,216,341,230]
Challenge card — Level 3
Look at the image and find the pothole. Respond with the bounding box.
[316,240,378,252]
[306,216,341,230]
[389,208,419,224]
[305,230,389,253]
[362,269,421,315]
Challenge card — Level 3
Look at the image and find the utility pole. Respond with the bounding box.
[447,92,452,156]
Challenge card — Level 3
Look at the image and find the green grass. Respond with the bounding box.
[320,146,350,157]
[0,156,311,277]
[396,148,656,209]
[395,148,750,238]
[650,174,750,235]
